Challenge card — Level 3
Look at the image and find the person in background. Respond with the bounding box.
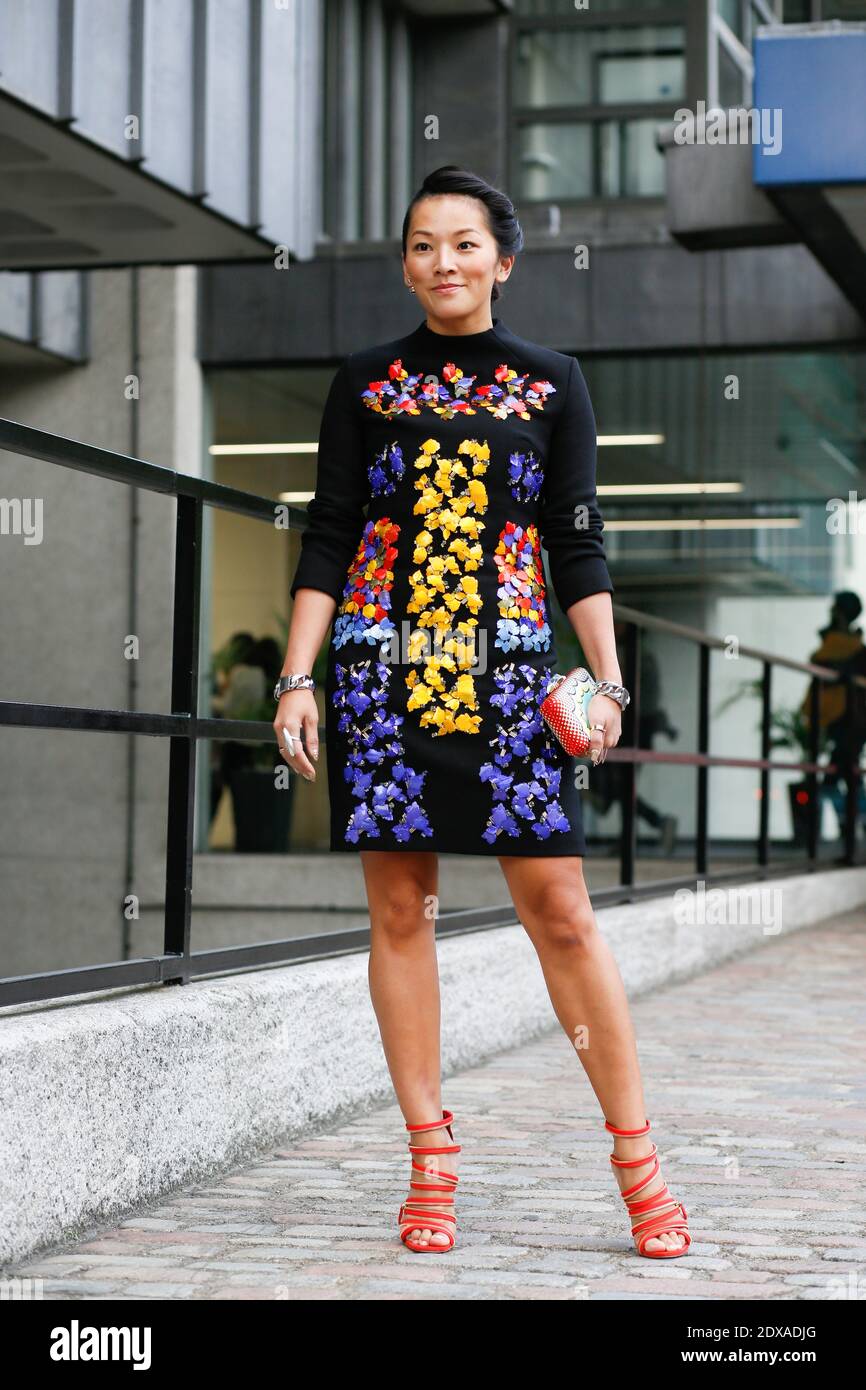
[800,591,866,837]
[248,637,282,696]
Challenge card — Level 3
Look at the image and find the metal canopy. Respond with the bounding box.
[0,90,274,271]
[0,0,321,272]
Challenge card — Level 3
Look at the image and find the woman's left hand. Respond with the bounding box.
[587,692,622,766]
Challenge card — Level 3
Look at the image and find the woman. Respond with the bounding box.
[273,166,690,1260]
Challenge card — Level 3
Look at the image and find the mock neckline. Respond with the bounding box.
[411,316,504,347]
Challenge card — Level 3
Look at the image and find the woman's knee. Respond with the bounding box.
[526,882,598,950]
[367,870,436,941]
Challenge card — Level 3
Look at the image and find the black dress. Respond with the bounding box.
[290,316,614,855]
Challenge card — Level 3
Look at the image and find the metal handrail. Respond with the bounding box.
[1,414,863,1007]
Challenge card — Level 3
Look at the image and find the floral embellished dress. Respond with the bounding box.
[290,316,614,855]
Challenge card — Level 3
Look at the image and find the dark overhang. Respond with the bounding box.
[0,90,273,271]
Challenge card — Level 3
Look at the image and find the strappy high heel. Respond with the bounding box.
[605,1117,691,1258]
[397,1108,461,1253]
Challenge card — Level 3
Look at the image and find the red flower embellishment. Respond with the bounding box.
[361,361,556,418]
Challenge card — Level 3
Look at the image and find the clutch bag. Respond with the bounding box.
[540,666,598,757]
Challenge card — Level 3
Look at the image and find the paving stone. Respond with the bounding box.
[3,906,863,1301]
[31,1281,120,1296]
[123,1283,199,1298]
[119,1218,182,1231]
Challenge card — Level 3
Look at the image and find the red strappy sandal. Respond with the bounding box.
[397,1108,461,1253]
[605,1117,691,1258]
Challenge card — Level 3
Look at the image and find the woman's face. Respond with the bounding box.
[402,194,512,327]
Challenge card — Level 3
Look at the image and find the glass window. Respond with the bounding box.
[517,117,666,198]
[718,39,747,107]
[822,0,866,16]
[515,25,685,107]
[517,122,595,199]
[599,48,684,102]
[599,117,667,195]
[716,0,744,38]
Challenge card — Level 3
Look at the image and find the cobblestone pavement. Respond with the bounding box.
[6,909,865,1301]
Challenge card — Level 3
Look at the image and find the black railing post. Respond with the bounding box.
[164,492,203,978]
[842,675,859,866]
[807,676,821,863]
[620,622,639,887]
[696,644,710,878]
[758,661,771,866]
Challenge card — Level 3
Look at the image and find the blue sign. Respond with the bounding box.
[753,29,866,185]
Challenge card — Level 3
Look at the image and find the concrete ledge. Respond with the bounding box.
[2,866,865,1267]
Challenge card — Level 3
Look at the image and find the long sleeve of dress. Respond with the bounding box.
[289,358,368,604]
[538,354,614,613]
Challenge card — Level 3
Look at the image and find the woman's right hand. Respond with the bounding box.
[273,688,319,781]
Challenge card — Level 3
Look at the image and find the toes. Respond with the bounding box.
[405,1224,450,1248]
[644,1231,685,1252]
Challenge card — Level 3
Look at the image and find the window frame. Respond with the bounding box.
[509,3,693,205]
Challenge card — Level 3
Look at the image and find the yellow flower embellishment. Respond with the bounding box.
[405,439,490,736]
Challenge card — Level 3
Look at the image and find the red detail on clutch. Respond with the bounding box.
[540,667,597,757]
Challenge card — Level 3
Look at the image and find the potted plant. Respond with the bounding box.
[224,692,294,852]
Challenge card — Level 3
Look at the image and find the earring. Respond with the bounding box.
[406,281,415,293]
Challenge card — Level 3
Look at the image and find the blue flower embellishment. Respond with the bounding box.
[507,450,544,504]
[480,663,571,843]
[367,441,405,497]
[334,659,433,844]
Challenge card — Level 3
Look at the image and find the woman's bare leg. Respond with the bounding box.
[497,854,685,1253]
[360,849,458,1248]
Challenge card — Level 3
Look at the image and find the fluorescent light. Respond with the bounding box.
[597,433,665,446]
[215,430,664,458]
[605,517,801,531]
[598,482,743,496]
[210,442,318,455]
